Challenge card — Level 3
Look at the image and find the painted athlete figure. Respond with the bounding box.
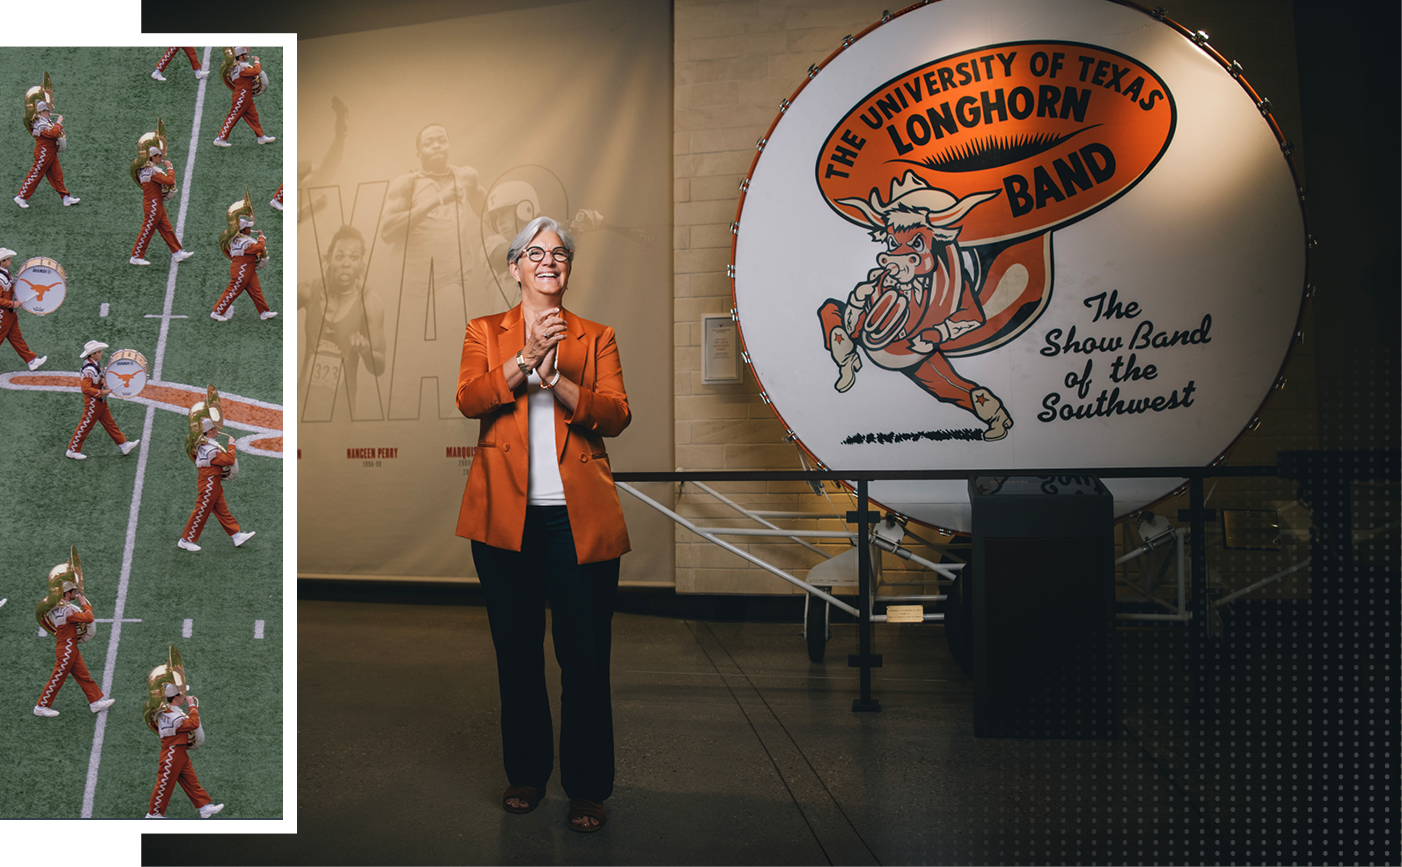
[212,48,274,147]
[15,100,79,209]
[0,246,47,371]
[33,580,115,717]
[818,171,1013,441]
[130,144,195,266]
[146,683,224,818]
[67,340,140,460]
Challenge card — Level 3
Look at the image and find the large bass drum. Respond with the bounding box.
[104,349,149,397]
[14,257,66,315]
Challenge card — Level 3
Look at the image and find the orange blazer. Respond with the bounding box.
[455,305,631,564]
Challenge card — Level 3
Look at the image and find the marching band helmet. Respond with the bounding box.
[34,545,88,640]
[143,644,189,734]
[23,71,54,133]
[185,384,225,460]
[220,189,256,259]
[130,118,170,187]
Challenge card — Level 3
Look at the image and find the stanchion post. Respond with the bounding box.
[1179,472,1216,721]
[849,478,882,712]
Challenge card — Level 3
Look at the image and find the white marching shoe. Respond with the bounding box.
[62,195,80,206]
[14,195,28,208]
[130,256,150,266]
[172,249,195,263]
[259,311,278,320]
[269,198,283,211]
[120,439,141,456]
[256,135,276,144]
[212,137,231,147]
[66,449,86,460]
[90,697,115,713]
[27,355,46,371]
[232,531,256,548]
[33,706,59,717]
[151,70,166,81]
[199,803,225,818]
[177,539,201,552]
[145,813,166,818]
[210,310,231,321]
[195,69,209,80]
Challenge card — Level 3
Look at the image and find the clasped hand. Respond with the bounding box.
[523,306,565,377]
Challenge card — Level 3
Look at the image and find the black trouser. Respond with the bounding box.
[472,505,620,803]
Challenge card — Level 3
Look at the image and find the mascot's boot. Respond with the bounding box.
[971,387,1013,441]
[829,326,862,393]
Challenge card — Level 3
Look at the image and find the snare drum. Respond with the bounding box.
[104,349,149,397]
[14,257,67,315]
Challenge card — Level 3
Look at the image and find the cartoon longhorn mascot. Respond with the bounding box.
[817,170,1013,441]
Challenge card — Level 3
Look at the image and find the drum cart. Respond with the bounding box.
[614,465,1290,713]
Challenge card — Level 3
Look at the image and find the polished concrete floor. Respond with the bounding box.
[138,584,1374,865]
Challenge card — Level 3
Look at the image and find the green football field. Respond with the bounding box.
[0,46,284,820]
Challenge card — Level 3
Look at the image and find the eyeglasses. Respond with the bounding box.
[522,246,573,263]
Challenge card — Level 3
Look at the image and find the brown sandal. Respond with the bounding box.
[502,785,541,814]
[566,798,606,832]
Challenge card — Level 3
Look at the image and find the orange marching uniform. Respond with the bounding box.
[212,231,271,318]
[216,55,266,142]
[180,436,242,545]
[131,160,185,260]
[68,352,131,457]
[0,257,44,369]
[155,48,203,75]
[35,597,103,710]
[17,109,71,203]
[147,701,215,817]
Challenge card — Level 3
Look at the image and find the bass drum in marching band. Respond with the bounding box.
[14,257,66,315]
[104,349,149,397]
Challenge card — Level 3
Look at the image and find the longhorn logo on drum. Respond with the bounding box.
[814,41,1175,442]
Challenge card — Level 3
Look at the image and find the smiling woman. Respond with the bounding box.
[454,215,631,833]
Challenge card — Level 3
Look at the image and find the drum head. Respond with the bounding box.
[15,257,67,315]
[105,349,149,397]
[730,0,1307,529]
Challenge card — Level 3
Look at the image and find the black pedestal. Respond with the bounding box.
[970,476,1116,738]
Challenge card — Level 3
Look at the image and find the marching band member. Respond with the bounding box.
[212,48,274,147]
[151,48,209,82]
[15,100,79,209]
[146,683,224,818]
[67,340,139,460]
[33,578,115,718]
[178,423,254,552]
[130,144,195,266]
[212,206,276,321]
[0,246,46,371]
[269,183,283,212]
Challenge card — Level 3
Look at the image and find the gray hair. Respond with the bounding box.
[506,216,576,268]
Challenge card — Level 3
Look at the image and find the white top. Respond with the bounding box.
[525,368,566,506]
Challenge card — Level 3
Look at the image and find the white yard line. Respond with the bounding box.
[81,49,212,819]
